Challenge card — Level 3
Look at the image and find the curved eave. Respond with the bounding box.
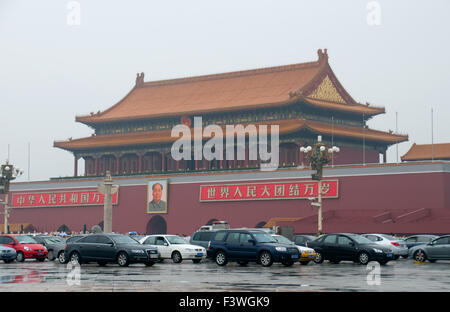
[302,97,385,117]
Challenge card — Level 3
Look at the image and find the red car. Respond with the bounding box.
[0,234,48,262]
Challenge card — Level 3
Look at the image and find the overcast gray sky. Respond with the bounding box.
[1,0,449,182]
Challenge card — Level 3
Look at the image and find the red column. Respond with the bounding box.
[94,157,99,176]
[138,154,143,173]
[161,152,165,172]
[116,155,121,174]
[74,155,78,177]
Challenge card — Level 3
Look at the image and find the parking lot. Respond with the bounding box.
[1,258,449,292]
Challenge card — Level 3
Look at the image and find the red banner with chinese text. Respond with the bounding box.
[199,180,338,202]
[11,190,119,208]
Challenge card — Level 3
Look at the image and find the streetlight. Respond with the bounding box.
[300,136,339,235]
[1,160,23,234]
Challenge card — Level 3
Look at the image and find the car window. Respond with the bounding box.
[78,236,97,243]
[213,231,227,241]
[144,237,156,245]
[226,233,240,244]
[200,232,213,241]
[253,232,277,243]
[239,234,253,244]
[294,236,304,244]
[96,236,113,244]
[434,237,449,245]
[323,235,337,244]
[337,236,353,246]
[155,237,167,246]
[192,232,200,240]
[166,235,187,244]
[14,236,37,244]
[272,235,293,245]
[417,236,432,243]
[0,237,7,244]
[380,234,396,241]
[405,237,417,243]
[365,235,377,242]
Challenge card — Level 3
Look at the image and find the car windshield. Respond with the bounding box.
[347,234,373,244]
[272,235,294,245]
[166,235,188,244]
[111,235,139,245]
[253,232,277,243]
[14,236,37,244]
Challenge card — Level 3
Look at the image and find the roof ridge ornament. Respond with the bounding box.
[317,48,328,63]
[135,72,145,88]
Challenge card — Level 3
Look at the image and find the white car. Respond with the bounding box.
[362,234,408,259]
[139,235,206,263]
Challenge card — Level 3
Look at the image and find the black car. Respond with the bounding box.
[308,233,394,265]
[190,230,220,249]
[64,234,159,267]
[293,234,317,247]
[32,236,66,261]
[207,229,300,267]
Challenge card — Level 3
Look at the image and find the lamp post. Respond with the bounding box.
[1,160,23,234]
[300,136,339,235]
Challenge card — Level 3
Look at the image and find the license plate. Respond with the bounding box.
[291,254,299,259]
[149,254,159,258]
[386,253,393,258]
[196,253,203,257]
[308,254,315,258]
[37,253,44,256]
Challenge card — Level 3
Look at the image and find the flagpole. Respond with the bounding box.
[431,108,434,162]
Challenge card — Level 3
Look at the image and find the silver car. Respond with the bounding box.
[0,245,17,263]
[409,235,450,262]
[362,234,408,259]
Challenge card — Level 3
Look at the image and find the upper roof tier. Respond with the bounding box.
[76,49,385,126]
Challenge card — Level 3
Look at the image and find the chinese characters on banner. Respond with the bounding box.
[11,190,119,208]
[200,180,338,202]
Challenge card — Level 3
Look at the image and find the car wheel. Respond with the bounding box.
[358,252,370,265]
[16,252,25,262]
[47,250,54,261]
[192,259,201,264]
[300,261,310,265]
[70,252,81,264]
[171,251,182,264]
[145,261,155,266]
[215,251,228,266]
[117,252,130,267]
[259,251,273,267]
[98,261,107,266]
[58,251,66,264]
[414,250,427,262]
[313,251,324,264]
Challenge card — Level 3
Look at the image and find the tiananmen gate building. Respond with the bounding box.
[2,49,450,235]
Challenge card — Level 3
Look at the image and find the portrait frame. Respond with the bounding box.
[147,179,169,214]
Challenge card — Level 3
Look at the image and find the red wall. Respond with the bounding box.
[5,170,450,235]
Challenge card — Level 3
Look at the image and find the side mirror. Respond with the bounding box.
[349,242,355,247]
[248,239,256,245]
[108,242,114,247]
[164,243,168,246]
[8,242,16,246]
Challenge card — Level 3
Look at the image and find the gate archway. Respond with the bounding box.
[145,215,167,234]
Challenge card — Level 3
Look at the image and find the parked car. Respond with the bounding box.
[64,233,159,267]
[403,235,438,249]
[0,244,17,263]
[207,229,300,267]
[308,233,394,265]
[271,234,316,265]
[0,234,48,262]
[293,234,318,247]
[409,235,450,262]
[139,234,206,263]
[190,230,220,249]
[32,235,66,261]
[362,234,408,259]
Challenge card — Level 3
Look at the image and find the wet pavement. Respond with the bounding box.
[0,258,449,292]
